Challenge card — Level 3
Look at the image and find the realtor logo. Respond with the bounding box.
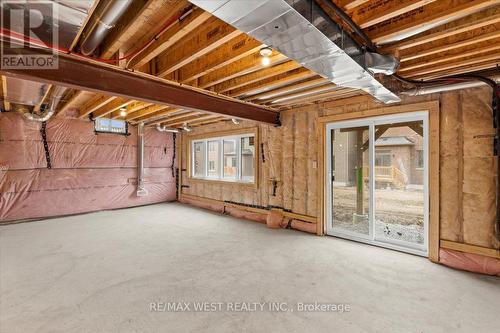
[1,0,58,69]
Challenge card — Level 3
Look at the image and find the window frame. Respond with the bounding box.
[188,128,258,186]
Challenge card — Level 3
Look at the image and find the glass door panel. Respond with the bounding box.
[326,112,428,256]
[373,121,425,250]
[330,125,371,239]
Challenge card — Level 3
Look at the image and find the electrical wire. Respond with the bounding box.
[0,8,185,66]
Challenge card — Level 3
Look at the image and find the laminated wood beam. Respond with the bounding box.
[411,60,500,81]
[191,117,227,127]
[198,52,287,89]
[399,40,500,72]
[268,85,340,105]
[1,75,11,111]
[227,68,315,97]
[380,7,500,52]
[336,0,370,11]
[245,78,328,102]
[125,104,171,121]
[128,7,211,69]
[58,89,83,115]
[0,44,279,124]
[150,111,199,126]
[155,17,241,77]
[402,51,500,77]
[352,0,437,29]
[109,101,153,119]
[399,28,500,62]
[274,88,359,107]
[212,61,302,94]
[366,0,499,44]
[165,114,221,127]
[130,107,180,123]
[79,95,116,119]
[178,34,262,83]
[92,98,134,118]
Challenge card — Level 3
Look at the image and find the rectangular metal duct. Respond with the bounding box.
[189,0,400,104]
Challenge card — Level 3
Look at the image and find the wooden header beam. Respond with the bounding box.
[0,42,279,125]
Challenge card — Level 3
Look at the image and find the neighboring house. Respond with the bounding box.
[332,125,424,188]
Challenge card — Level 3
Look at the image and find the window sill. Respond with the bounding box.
[188,177,257,188]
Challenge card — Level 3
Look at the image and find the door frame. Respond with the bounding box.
[325,112,429,256]
[317,101,440,262]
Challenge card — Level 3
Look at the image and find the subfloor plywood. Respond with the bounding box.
[1,203,499,332]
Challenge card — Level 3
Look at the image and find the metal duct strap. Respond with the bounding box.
[40,121,52,169]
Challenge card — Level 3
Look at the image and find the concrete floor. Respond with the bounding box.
[1,203,499,333]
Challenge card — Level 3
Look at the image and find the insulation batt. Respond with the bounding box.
[0,113,176,221]
[439,249,500,276]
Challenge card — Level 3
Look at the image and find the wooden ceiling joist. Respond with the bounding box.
[109,101,153,119]
[404,52,500,78]
[366,0,498,44]
[0,44,279,124]
[149,111,199,126]
[128,7,212,69]
[268,85,340,105]
[245,77,329,102]
[165,114,221,128]
[212,61,303,94]
[1,75,11,111]
[197,52,287,89]
[191,117,228,128]
[131,108,182,124]
[79,95,116,119]
[399,40,500,73]
[352,0,437,29]
[381,6,500,52]
[337,0,370,12]
[155,16,241,77]
[226,68,315,98]
[399,27,500,62]
[177,34,262,83]
[93,98,134,118]
[416,60,500,81]
[126,105,173,121]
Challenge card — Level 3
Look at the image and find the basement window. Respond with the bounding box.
[191,133,256,184]
[94,118,128,135]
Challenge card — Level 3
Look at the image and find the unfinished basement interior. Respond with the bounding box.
[0,0,499,332]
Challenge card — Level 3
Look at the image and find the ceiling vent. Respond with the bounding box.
[189,0,400,104]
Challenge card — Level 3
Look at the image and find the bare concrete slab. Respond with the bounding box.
[1,203,499,333]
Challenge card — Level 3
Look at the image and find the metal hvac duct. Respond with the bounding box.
[0,0,94,50]
[80,0,134,56]
[4,77,49,106]
[189,0,400,104]
[136,122,149,197]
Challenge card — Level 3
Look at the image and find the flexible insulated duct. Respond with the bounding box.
[156,125,179,133]
[80,0,134,56]
[22,86,67,122]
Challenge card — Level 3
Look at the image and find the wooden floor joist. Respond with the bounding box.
[367,0,499,44]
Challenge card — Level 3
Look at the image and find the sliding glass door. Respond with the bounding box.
[326,112,429,256]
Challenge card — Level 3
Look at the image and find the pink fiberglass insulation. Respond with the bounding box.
[0,112,176,222]
[439,249,500,276]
